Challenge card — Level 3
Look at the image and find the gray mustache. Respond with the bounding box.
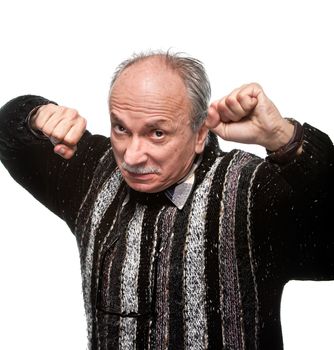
[121,162,161,175]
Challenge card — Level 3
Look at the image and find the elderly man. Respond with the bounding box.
[0,51,333,349]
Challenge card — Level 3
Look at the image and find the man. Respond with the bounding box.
[0,51,333,349]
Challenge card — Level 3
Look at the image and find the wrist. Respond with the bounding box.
[266,118,304,164]
[265,118,295,152]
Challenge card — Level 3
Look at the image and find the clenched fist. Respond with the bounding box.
[205,83,295,151]
[30,104,87,159]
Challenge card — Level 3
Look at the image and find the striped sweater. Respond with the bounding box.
[0,95,333,349]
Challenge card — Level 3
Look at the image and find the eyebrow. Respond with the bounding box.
[145,120,171,129]
[110,113,123,124]
[110,112,172,129]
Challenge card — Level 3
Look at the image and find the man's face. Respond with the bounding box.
[109,58,207,193]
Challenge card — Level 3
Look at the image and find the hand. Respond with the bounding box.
[205,83,294,151]
[30,104,87,159]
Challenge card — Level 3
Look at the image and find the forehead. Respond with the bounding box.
[109,58,190,113]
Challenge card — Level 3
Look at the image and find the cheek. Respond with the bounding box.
[168,138,194,159]
[110,138,124,162]
[164,146,192,169]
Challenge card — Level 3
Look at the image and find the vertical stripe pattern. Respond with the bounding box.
[76,164,123,345]
[119,205,146,348]
[219,151,254,349]
[154,206,177,349]
[203,152,234,350]
[245,162,263,349]
[234,157,263,350]
[137,206,164,349]
[183,158,222,349]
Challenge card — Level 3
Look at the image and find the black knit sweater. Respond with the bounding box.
[0,95,333,349]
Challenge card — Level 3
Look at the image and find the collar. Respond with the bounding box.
[164,153,202,209]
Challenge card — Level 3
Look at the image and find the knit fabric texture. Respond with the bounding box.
[1,95,333,350]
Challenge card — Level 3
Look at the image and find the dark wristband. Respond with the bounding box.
[25,105,49,140]
[266,118,304,164]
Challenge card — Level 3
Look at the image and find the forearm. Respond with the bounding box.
[0,95,70,220]
[263,123,334,279]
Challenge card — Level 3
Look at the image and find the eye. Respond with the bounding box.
[113,124,127,134]
[153,130,164,138]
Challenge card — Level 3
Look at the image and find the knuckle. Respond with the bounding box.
[52,130,64,142]
[32,117,44,130]
[237,89,250,101]
[39,103,54,113]
[81,117,87,128]
[217,99,225,109]
[33,106,48,123]
[71,109,80,120]
[63,135,77,147]
[36,105,47,114]
[217,100,228,113]
[72,115,86,130]
[225,96,236,108]
[40,125,52,136]
[57,106,66,114]
[57,106,78,120]
[236,92,246,102]
[66,108,79,121]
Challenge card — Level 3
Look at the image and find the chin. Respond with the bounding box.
[122,171,167,193]
[126,180,164,193]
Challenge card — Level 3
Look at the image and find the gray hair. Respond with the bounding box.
[109,50,211,131]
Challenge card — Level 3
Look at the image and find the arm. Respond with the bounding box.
[206,84,334,279]
[0,95,112,232]
[251,124,334,280]
[280,124,334,279]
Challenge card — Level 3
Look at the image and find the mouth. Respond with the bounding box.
[123,169,156,181]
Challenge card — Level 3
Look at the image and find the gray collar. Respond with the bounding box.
[164,153,202,209]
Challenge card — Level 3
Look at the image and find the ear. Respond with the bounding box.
[195,123,209,154]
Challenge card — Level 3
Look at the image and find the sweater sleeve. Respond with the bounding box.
[0,95,113,233]
[251,123,334,281]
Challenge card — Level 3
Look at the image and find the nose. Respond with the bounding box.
[123,136,148,166]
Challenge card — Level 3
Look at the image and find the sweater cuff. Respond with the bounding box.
[270,123,333,168]
[276,123,334,191]
[298,123,333,164]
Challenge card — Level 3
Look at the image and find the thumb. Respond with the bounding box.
[207,122,229,140]
[205,105,221,130]
[54,144,77,159]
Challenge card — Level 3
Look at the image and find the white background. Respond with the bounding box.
[0,0,334,349]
